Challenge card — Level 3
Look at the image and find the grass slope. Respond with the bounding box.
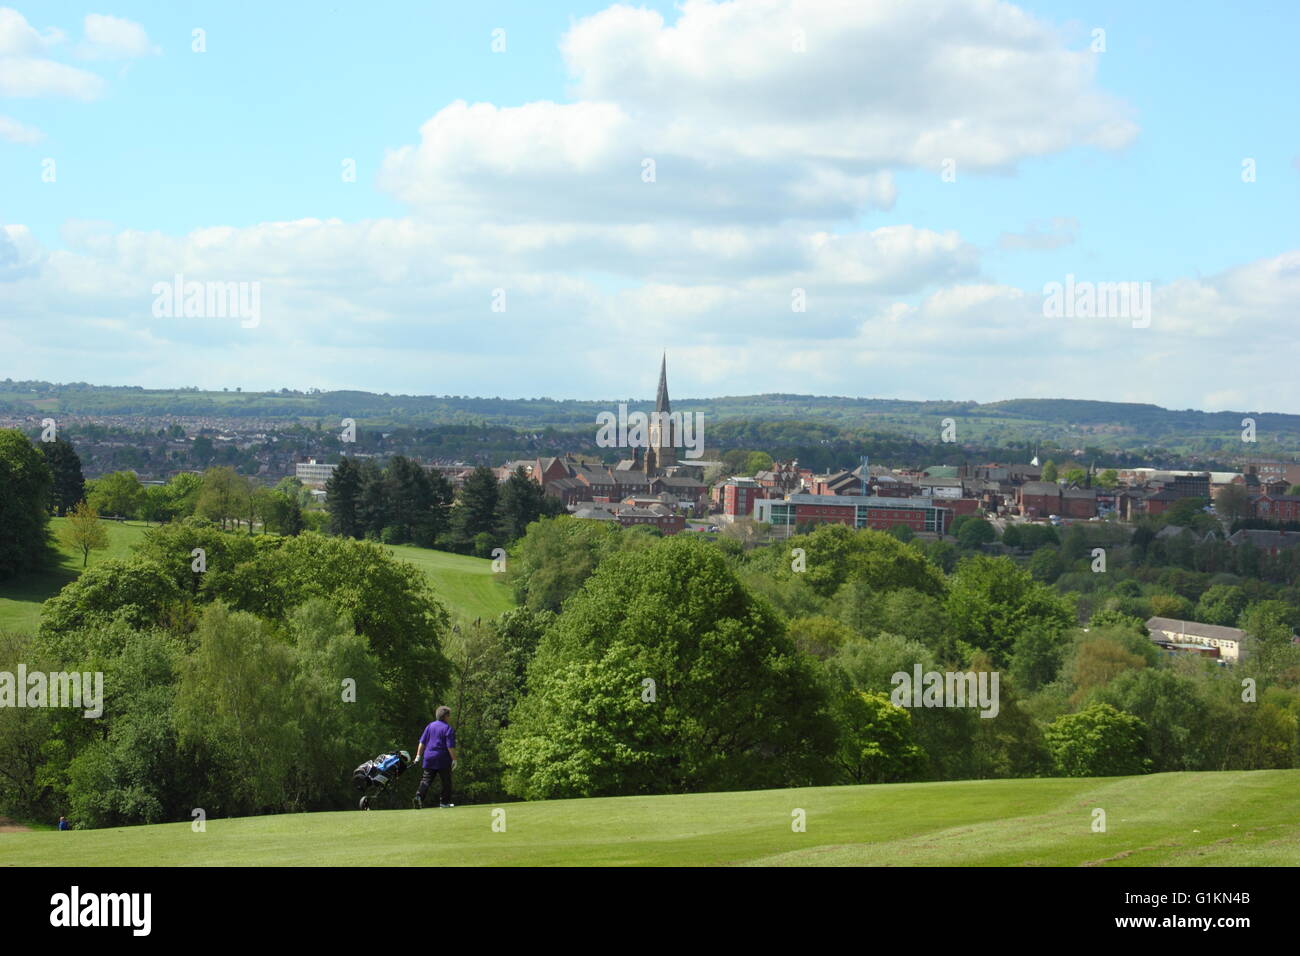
[0,523,514,635]
[4,771,1297,867]
[385,544,514,623]
[0,519,149,635]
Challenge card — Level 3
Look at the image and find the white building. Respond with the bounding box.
[1145,617,1244,662]
[295,459,337,487]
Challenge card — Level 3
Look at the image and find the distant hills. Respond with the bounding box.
[2,380,1297,461]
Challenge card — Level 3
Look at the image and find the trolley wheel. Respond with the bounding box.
[359,796,370,811]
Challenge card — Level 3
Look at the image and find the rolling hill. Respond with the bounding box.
[4,381,1299,457]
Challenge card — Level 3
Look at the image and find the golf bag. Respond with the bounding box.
[352,750,410,810]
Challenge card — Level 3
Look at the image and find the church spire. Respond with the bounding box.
[647,352,676,475]
[655,353,671,413]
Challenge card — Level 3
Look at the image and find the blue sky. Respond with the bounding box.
[1,1,1297,410]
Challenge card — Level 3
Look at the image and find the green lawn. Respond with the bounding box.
[0,522,513,635]
[0,519,151,635]
[385,544,515,623]
[4,771,1297,866]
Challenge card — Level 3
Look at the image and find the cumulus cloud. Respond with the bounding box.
[0,224,43,281]
[0,52,103,99]
[559,0,1136,171]
[0,9,154,101]
[10,0,1295,413]
[0,112,40,142]
[379,99,898,225]
[4,212,1297,410]
[1152,251,1300,338]
[0,6,64,54]
[381,0,1135,225]
[0,7,102,99]
[76,13,159,60]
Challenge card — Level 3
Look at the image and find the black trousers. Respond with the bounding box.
[417,765,452,804]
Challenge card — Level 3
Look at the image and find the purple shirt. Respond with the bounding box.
[419,720,456,769]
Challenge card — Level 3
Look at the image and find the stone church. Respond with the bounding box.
[636,353,677,476]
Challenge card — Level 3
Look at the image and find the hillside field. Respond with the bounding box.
[383,544,515,623]
[0,520,515,635]
[3,771,1297,867]
[0,518,150,635]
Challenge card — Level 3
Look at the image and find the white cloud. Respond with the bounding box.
[0,8,102,99]
[0,9,154,100]
[382,0,1134,227]
[8,1,1296,414]
[379,99,898,225]
[559,0,1137,170]
[4,216,1296,410]
[0,54,103,99]
[0,7,64,55]
[0,112,41,142]
[76,14,159,60]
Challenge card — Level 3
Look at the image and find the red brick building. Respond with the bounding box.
[810,469,868,496]
[754,494,949,534]
[1252,494,1300,523]
[1018,482,1097,519]
[1018,481,1062,518]
[574,503,686,535]
[649,475,708,514]
[1062,486,1098,519]
[935,497,980,519]
[1241,461,1300,487]
[720,477,767,520]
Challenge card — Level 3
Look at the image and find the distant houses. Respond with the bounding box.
[1226,528,1300,557]
[574,502,686,535]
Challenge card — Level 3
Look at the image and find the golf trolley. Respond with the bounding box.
[352,750,411,810]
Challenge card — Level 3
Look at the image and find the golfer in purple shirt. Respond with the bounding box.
[413,705,458,809]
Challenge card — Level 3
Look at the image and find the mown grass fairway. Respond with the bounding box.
[4,771,1297,867]
[0,523,513,634]
[0,519,150,635]
[385,544,515,623]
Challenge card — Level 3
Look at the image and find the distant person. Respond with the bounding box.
[413,705,457,809]
[57,816,71,831]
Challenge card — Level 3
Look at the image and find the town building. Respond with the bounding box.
[573,501,686,535]
[1239,461,1300,487]
[1018,481,1062,519]
[1227,528,1300,557]
[719,476,767,522]
[1250,494,1300,524]
[644,354,677,475]
[1145,617,1245,662]
[295,458,337,487]
[754,493,950,534]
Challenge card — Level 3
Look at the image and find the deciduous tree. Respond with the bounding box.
[59,500,109,567]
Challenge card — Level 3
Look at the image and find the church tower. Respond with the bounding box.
[646,353,677,475]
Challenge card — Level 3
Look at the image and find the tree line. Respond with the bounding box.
[324,459,563,557]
